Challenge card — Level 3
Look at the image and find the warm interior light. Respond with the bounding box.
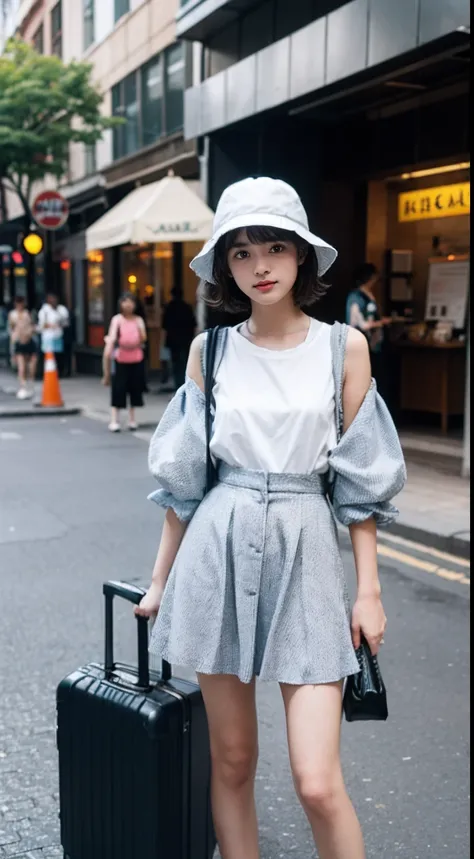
[145,284,154,296]
[60,260,71,271]
[128,275,137,284]
[395,162,470,181]
[447,255,456,261]
[87,250,104,264]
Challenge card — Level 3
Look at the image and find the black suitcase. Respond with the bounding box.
[57,581,216,859]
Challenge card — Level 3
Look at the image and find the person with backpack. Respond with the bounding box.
[102,292,147,432]
[8,296,38,399]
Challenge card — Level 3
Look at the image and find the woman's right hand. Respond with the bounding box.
[134,581,164,619]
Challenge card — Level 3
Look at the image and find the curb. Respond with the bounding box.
[388,521,470,562]
[0,405,82,418]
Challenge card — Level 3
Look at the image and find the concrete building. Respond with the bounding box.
[176,0,470,463]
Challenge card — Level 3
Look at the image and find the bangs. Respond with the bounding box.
[224,225,300,250]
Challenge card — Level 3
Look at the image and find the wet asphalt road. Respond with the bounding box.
[0,415,469,859]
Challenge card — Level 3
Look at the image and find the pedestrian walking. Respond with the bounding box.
[8,296,38,399]
[103,292,147,432]
[37,293,69,378]
[136,177,406,859]
[345,263,392,398]
[162,287,196,389]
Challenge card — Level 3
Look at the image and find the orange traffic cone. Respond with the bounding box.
[41,352,64,408]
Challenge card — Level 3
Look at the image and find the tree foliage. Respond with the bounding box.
[0,39,120,216]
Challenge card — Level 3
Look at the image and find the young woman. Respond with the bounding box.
[8,296,37,399]
[136,177,406,859]
[103,292,147,432]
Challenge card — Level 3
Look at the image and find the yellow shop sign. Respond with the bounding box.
[398,182,470,222]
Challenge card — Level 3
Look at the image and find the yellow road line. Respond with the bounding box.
[377,544,470,585]
[378,531,470,569]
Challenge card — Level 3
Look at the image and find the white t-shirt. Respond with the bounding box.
[38,304,69,342]
[210,319,337,475]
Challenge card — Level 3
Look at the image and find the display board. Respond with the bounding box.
[425,258,470,329]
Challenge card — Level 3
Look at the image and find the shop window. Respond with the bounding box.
[51,1,62,58]
[33,24,44,54]
[87,250,105,348]
[85,143,96,176]
[142,56,163,146]
[165,43,185,135]
[83,0,94,51]
[114,0,130,24]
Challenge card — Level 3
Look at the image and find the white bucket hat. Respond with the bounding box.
[190,177,337,284]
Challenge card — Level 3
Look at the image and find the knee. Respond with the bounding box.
[211,741,258,791]
[295,771,345,819]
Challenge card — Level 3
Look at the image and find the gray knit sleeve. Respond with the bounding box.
[147,378,207,523]
[328,382,407,527]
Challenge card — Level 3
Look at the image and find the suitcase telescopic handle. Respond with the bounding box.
[103,581,172,688]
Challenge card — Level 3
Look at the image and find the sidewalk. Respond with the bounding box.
[0,369,470,559]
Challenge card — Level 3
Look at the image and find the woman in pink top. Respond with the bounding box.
[103,293,147,432]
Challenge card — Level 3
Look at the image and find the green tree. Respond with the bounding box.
[0,38,120,221]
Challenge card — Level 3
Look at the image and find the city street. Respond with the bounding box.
[0,415,469,859]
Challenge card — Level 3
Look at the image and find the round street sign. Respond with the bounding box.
[32,190,69,231]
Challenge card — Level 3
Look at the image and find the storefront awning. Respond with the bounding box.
[85,174,214,252]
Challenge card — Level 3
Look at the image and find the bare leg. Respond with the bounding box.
[16,354,26,389]
[129,407,136,426]
[28,354,37,383]
[281,681,366,859]
[198,674,259,859]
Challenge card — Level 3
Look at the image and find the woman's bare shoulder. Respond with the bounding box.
[187,333,206,391]
[345,325,369,356]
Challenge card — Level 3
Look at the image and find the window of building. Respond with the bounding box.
[51,1,62,58]
[165,43,185,135]
[142,56,164,146]
[114,0,130,24]
[123,72,139,155]
[111,42,186,162]
[85,143,97,175]
[112,83,125,160]
[83,0,94,51]
[33,24,44,54]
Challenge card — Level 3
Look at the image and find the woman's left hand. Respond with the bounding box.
[351,594,387,655]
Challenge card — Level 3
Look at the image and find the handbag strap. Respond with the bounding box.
[330,321,349,443]
[203,327,226,494]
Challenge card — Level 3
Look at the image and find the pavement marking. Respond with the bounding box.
[377,544,470,586]
[378,531,470,568]
[0,431,22,440]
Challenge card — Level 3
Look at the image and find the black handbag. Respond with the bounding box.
[204,326,221,494]
[343,636,388,722]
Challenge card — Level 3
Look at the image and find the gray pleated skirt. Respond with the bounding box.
[149,464,360,685]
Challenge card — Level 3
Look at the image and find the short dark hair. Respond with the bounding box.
[14,295,26,305]
[354,263,378,288]
[200,225,329,314]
